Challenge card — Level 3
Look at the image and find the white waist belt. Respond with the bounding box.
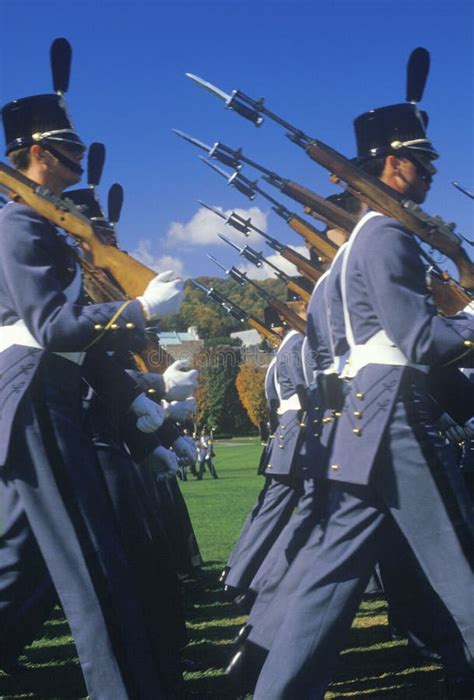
[341,330,428,378]
[277,393,301,415]
[0,321,85,365]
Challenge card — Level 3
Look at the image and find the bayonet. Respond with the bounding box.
[217,233,264,267]
[453,182,474,201]
[198,200,250,236]
[218,234,312,301]
[199,200,322,284]
[207,257,306,333]
[189,278,282,342]
[200,158,340,262]
[188,74,473,289]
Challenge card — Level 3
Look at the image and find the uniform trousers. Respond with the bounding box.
[254,392,474,700]
[225,475,302,593]
[0,357,164,699]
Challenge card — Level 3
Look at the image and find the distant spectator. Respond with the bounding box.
[197,428,218,480]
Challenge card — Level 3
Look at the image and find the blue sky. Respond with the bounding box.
[2,0,473,280]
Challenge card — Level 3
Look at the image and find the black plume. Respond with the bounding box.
[87,143,106,187]
[50,38,72,94]
[406,47,430,103]
[108,184,124,224]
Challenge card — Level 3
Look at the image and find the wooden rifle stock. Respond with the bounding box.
[304,141,474,290]
[286,212,339,264]
[268,297,306,334]
[428,271,472,315]
[246,317,283,344]
[287,279,311,303]
[79,257,175,371]
[0,162,156,296]
[279,246,322,284]
[280,181,357,241]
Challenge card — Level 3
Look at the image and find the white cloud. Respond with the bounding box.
[166,204,268,248]
[242,245,311,280]
[130,240,185,276]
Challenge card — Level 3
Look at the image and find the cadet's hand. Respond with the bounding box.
[137,271,184,320]
[172,435,197,465]
[446,416,474,443]
[164,397,197,422]
[130,393,165,432]
[163,360,198,401]
[141,445,179,475]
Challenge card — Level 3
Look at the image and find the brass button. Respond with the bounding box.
[331,464,339,471]
[126,322,135,329]
[313,432,320,438]
[267,464,272,469]
[464,340,474,348]
[352,428,362,436]
[146,388,156,395]
[110,323,119,330]
[353,410,362,418]
[278,444,284,449]
[94,324,103,330]
[322,417,332,424]
[299,422,305,427]
[356,392,365,400]
[334,411,342,417]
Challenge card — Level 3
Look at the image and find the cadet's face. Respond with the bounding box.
[53,143,86,186]
[395,155,437,204]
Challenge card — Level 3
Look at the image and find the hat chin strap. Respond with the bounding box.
[42,143,84,176]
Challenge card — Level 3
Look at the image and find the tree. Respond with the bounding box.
[195,346,254,436]
[235,363,267,427]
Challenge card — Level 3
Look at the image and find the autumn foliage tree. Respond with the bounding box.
[236,363,267,428]
[195,346,254,436]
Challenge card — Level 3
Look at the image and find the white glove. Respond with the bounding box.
[130,393,165,433]
[137,271,184,320]
[164,397,197,422]
[163,360,198,401]
[172,435,197,466]
[141,445,179,475]
[446,416,474,443]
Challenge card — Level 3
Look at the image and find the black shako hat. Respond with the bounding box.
[2,94,85,156]
[64,188,114,231]
[264,306,285,329]
[354,103,438,161]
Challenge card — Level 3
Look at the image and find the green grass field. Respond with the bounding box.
[0,438,447,698]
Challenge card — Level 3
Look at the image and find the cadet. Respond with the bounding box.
[0,93,183,698]
[254,102,474,699]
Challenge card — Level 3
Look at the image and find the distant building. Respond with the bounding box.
[230,329,262,347]
[157,326,203,361]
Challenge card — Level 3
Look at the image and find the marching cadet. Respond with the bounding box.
[0,92,184,698]
[223,305,308,603]
[253,102,474,699]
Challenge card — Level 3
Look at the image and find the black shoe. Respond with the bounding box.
[234,589,257,614]
[225,641,267,694]
[219,566,230,585]
[232,623,252,648]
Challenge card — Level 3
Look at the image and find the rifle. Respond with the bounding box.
[0,161,156,297]
[207,255,307,334]
[189,279,283,344]
[174,129,347,258]
[199,201,323,284]
[185,73,474,293]
[217,233,312,302]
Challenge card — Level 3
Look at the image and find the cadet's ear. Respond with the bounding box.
[30,144,46,164]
